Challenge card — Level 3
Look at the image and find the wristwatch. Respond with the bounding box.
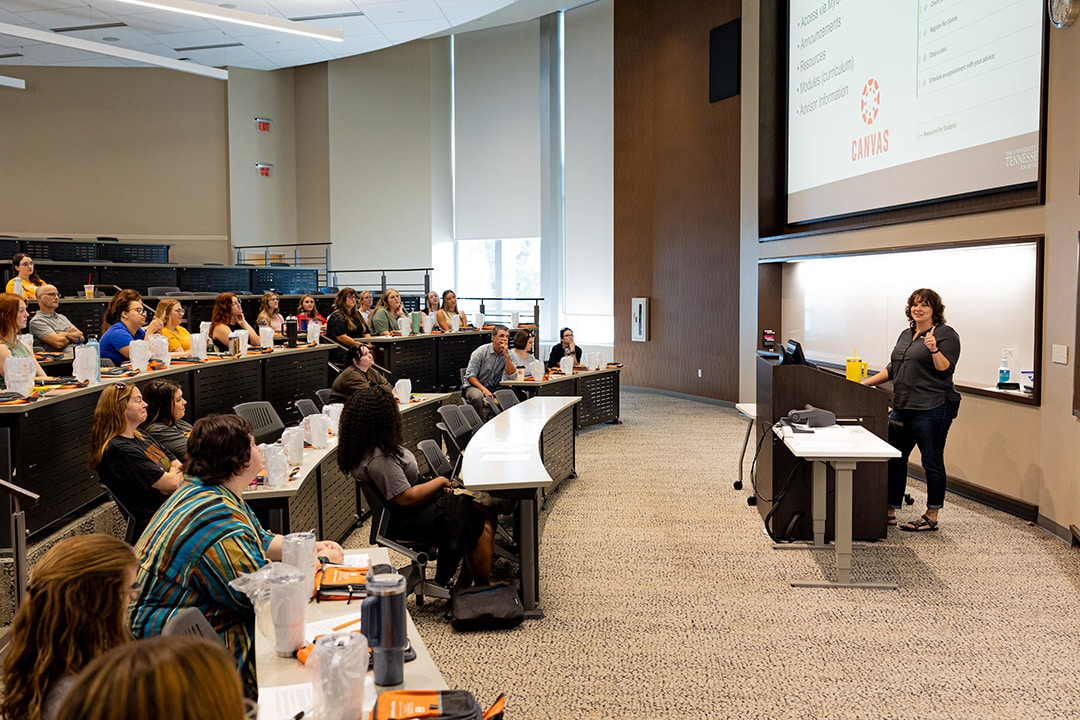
[1049,0,1079,28]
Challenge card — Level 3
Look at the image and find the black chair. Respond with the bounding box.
[315,388,332,407]
[457,403,484,433]
[483,396,501,417]
[356,478,450,605]
[162,607,224,645]
[148,285,181,296]
[436,405,471,476]
[233,401,285,444]
[101,484,138,545]
[294,398,320,418]
[494,389,520,411]
[418,438,454,480]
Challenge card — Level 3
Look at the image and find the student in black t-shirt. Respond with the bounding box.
[89,382,184,542]
[326,287,370,364]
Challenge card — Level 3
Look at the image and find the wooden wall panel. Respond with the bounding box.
[613,0,743,401]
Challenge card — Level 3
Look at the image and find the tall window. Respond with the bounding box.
[455,238,540,316]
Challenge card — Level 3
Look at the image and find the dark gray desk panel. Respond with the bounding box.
[264,349,329,426]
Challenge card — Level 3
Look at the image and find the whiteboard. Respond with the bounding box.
[780,241,1039,389]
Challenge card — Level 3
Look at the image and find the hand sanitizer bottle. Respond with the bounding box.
[998,350,1011,384]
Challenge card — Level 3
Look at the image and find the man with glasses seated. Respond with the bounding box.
[29,284,84,350]
[464,324,516,417]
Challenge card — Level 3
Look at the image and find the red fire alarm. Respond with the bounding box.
[254,116,271,132]
[255,163,273,177]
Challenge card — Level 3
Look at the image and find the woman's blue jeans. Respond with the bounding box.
[886,399,959,510]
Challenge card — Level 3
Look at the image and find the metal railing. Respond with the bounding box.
[232,242,332,287]
[456,296,543,330]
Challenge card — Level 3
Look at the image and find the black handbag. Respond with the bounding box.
[449,584,524,631]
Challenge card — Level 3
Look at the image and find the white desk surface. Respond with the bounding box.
[500,366,621,388]
[735,402,757,420]
[241,393,451,502]
[776,424,900,461]
[256,547,447,694]
[462,396,581,492]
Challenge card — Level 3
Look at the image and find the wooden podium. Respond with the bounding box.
[755,357,890,540]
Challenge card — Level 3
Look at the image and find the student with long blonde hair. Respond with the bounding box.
[1,534,138,720]
[55,636,248,720]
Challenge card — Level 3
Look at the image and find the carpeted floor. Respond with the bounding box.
[346,389,1080,720]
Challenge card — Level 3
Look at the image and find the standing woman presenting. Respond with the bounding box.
[862,288,961,532]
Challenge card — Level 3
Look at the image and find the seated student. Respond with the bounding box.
[328,343,393,404]
[338,387,494,590]
[90,383,184,542]
[209,293,260,352]
[358,289,374,325]
[325,287,370,364]
[421,290,440,318]
[154,299,191,354]
[131,414,343,697]
[369,287,409,336]
[0,293,48,380]
[296,294,326,331]
[29,285,83,350]
[6,253,46,301]
[547,326,583,368]
[99,290,163,366]
[255,292,285,332]
[139,379,193,459]
[509,329,536,371]
[463,325,515,417]
[54,636,249,720]
[0,534,138,720]
[436,289,469,332]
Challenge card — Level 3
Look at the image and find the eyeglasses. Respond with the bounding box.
[128,581,142,601]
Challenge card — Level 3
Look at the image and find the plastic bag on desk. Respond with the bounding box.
[262,443,289,488]
[73,345,97,383]
[190,334,207,360]
[473,313,484,329]
[559,356,574,376]
[450,314,461,333]
[238,331,249,356]
[281,426,304,465]
[421,314,436,334]
[306,321,321,345]
[129,339,150,374]
[148,334,170,368]
[323,403,344,435]
[311,631,368,720]
[397,317,411,336]
[594,351,606,370]
[305,414,331,449]
[4,356,33,397]
[528,359,544,380]
[229,561,307,649]
[259,326,274,349]
[394,379,411,404]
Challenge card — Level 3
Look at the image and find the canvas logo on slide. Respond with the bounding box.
[860,78,880,125]
[851,77,889,162]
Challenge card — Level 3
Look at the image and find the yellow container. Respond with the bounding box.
[846,351,868,383]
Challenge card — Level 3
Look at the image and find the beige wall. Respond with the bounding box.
[227,67,298,253]
[295,64,331,251]
[739,2,1080,537]
[0,67,228,251]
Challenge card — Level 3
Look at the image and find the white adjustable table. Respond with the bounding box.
[773,424,900,589]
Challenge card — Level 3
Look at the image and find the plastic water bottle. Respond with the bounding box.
[85,335,101,384]
[998,350,1011,384]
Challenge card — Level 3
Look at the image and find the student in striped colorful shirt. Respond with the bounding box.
[130,414,343,696]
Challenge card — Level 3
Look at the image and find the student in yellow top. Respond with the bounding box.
[6,254,46,301]
[154,299,191,353]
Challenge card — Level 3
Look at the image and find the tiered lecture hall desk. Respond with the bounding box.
[0,345,330,548]
[461,396,580,618]
[500,365,621,429]
[366,330,492,393]
[256,547,447,717]
[243,393,452,543]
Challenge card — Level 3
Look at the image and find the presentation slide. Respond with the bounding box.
[787,0,1044,224]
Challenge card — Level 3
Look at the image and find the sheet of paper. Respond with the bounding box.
[339,553,370,568]
[254,683,312,720]
[307,610,363,641]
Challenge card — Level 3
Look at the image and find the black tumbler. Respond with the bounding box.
[284,316,298,348]
[360,573,407,686]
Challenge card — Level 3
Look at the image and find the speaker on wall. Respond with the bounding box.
[709,18,741,103]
